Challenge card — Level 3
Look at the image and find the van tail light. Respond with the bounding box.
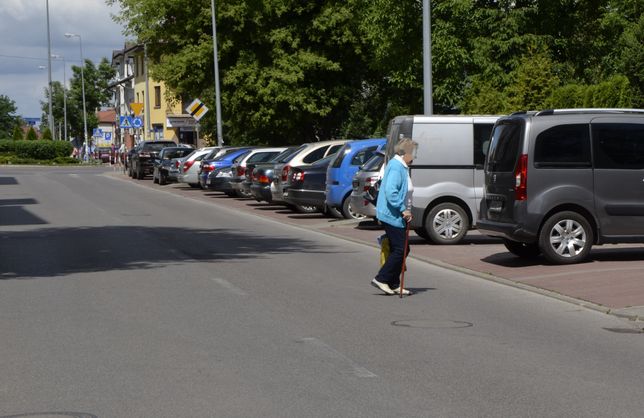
[183,160,194,172]
[237,166,246,177]
[281,165,291,181]
[514,154,528,201]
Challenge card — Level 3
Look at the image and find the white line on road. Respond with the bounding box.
[298,337,378,378]
[69,174,79,178]
[211,277,248,296]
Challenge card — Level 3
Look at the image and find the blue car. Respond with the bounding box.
[325,138,386,219]
[198,147,253,190]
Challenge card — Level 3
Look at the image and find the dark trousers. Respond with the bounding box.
[376,221,409,289]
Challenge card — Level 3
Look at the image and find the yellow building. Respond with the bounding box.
[130,45,199,146]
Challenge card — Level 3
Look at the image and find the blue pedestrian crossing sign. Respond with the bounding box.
[132,117,143,129]
[119,116,133,129]
[92,128,103,138]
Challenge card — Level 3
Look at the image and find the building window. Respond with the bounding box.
[154,86,161,108]
[136,92,139,103]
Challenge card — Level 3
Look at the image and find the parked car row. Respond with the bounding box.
[123,107,644,264]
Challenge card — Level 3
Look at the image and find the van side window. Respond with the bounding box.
[534,124,591,168]
[593,124,644,169]
[302,146,329,163]
[473,124,494,167]
[351,146,378,166]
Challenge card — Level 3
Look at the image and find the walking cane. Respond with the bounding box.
[399,220,411,298]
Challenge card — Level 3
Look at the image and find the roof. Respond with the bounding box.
[96,108,117,124]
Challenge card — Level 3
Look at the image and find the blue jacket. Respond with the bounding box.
[376,157,409,228]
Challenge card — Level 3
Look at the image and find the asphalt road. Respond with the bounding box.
[1,166,644,418]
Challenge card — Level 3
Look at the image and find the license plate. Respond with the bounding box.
[488,200,503,212]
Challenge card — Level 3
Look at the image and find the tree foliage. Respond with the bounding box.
[0,94,20,139]
[26,127,38,141]
[41,58,116,140]
[12,124,23,141]
[108,0,643,144]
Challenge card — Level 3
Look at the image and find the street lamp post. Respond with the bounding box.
[52,54,68,141]
[45,0,55,138]
[211,0,224,146]
[65,33,88,157]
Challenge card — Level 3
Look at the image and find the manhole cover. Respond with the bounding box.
[391,320,473,329]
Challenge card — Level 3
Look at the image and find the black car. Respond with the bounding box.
[249,146,302,203]
[152,146,194,185]
[129,140,178,179]
[283,155,335,213]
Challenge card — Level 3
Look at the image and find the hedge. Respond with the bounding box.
[0,139,73,160]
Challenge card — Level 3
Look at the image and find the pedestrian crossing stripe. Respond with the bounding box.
[186,99,209,121]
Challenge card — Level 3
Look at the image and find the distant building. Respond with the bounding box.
[22,117,41,127]
[95,108,117,148]
[109,43,200,148]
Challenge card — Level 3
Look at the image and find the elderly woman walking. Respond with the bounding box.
[371,138,418,296]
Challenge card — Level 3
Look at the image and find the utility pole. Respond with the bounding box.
[211,0,224,146]
[45,0,55,138]
[144,44,152,140]
[423,0,433,115]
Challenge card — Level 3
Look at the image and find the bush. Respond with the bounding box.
[0,139,73,160]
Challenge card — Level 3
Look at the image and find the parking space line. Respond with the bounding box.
[298,337,377,378]
[211,277,248,296]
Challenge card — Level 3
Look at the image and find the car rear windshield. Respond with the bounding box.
[248,151,281,163]
[143,142,176,152]
[362,153,384,171]
[164,148,193,159]
[487,122,522,172]
[331,144,351,168]
[283,144,309,163]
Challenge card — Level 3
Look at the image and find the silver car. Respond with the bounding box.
[349,152,384,218]
[177,147,219,188]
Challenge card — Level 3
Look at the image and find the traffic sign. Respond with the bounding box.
[92,128,103,138]
[119,116,133,129]
[104,132,112,141]
[130,102,144,116]
[186,98,208,121]
[132,117,143,129]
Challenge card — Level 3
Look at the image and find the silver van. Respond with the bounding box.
[478,108,644,264]
[385,115,500,244]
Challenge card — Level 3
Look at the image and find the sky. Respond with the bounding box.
[0,0,127,119]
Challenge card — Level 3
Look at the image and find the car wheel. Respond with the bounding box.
[341,196,366,220]
[189,183,200,188]
[159,171,167,185]
[153,169,159,184]
[136,164,144,180]
[539,211,593,265]
[128,164,133,178]
[424,202,469,245]
[503,239,541,258]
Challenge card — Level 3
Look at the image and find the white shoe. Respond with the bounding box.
[371,279,394,295]
[391,287,411,296]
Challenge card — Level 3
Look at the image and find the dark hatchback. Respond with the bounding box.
[130,140,178,179]
[283,155,335,212]
[249,146,304,203]
[152,146,194,185]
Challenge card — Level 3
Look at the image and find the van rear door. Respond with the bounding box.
[483,121,524,223]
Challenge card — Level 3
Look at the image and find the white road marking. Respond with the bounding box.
[298,337,378,378]
[69,174,79,178]
[211,277,248,296]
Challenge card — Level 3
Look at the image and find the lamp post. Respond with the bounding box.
[51,54,67,141]
[45,0,55,138]
[423,0,433,115]
[64,32,88,156]
[211,0,223,146]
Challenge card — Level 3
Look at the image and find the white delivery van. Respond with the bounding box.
[385,115,500,244]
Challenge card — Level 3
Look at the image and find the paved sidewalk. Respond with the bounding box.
[124,174,644,323]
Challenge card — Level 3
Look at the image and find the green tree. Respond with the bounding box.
[26,127,38,141]
[12,124,24,141]
[0,94,20,139]
[41,127,53,140]
[42,58,115,140]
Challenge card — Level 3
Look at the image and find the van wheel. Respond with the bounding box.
[425,203,469,245]
[503,239,541,258]
[539,211,593,265]
[341,196,366,220]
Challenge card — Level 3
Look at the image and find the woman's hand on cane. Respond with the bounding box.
[402,210,412,222]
